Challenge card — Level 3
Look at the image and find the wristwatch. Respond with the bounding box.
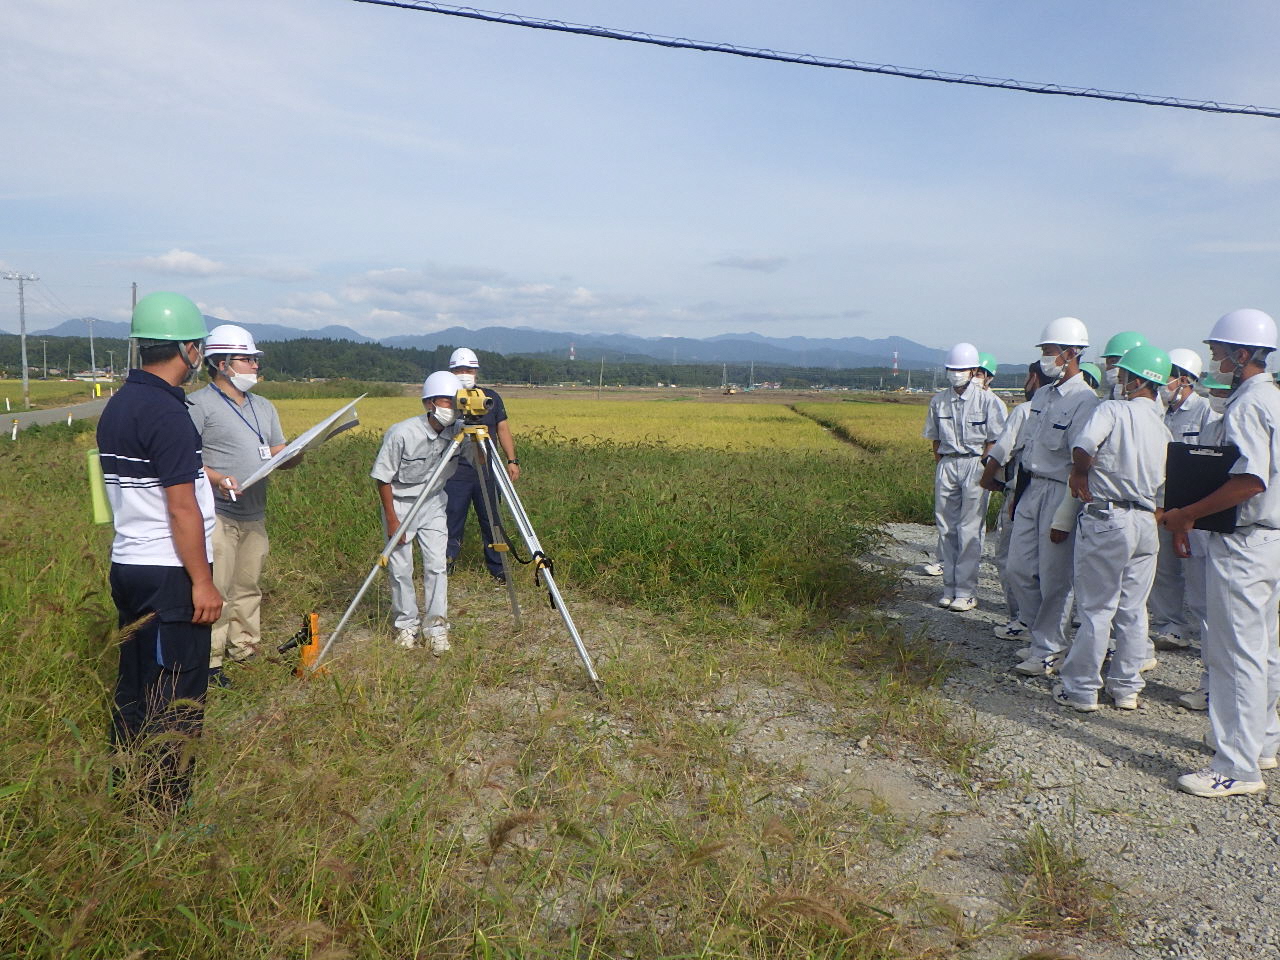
[507,459,519,465]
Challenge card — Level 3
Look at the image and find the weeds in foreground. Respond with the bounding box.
[1003,823,1124,936]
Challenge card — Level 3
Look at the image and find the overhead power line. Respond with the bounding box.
[352,0,1280,120]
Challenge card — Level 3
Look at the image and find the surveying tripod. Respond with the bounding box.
[311,388,602,693]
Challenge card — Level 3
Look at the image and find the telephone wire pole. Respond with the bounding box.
[3,272,39,410]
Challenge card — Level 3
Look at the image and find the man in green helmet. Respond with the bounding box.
[1100,331,1148,399]
[96,291,227,812]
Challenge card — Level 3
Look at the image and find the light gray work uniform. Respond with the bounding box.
[1148,391,1218,640]
[1057,398,1171,704]
[1008,374,1100,663]
[986,400,1035,620]
[370,415,460,640]
[923,382,1007,601]
[1202,373,1280,781]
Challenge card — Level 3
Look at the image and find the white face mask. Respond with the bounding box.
[947,370,972,388]
[1162,381,1183,405]
[429,404,456,428]
[454,372,477,389]
[1103,367,1120,388]
[1039,356,1065,380]
[1208,396,1228,414]
[230,372,258,392]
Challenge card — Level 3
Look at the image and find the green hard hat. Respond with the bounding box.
[1116,345,1171,386]
[1079,361,1103,388]
[977,352,998,376]
[1200,372,1232,391]
[131,292,208,341]
[1101,330,1147,358]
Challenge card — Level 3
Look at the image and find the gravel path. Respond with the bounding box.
[866,522,1280,959]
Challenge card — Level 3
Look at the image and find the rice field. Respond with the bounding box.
[0,391,1022,959]
[0,379,108,410]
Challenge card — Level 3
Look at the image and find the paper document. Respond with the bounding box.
[238,394,365,492]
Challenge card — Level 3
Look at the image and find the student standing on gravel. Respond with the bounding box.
[1162,308,1280,798]
[1050,346,1173,712]
[1146,349,1216,654]
[372,371,463,654]
[1005,318,1100,677]
[1173,371,1231,713]
[187,325,292,685]
[980,361,1052,638]
[97,292,222,812]
[444,347,519,585]
[923,343,1007,613]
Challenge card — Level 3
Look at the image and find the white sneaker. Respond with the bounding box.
[994,620,1030,641]
[1152,631,1190,651]
[949,597,977,612]
[1139,657,1159,673]
[922,562,943,576]
[394,627,418,649]
[938,596,954,609]
[1177,767,1265,798]
[429,633,451,656]
[1015,646,1031,659]
[1013,654,1060,677]
[1178,688,1209,711]
[1052,682,1099,712]
[1112,692,1139,710]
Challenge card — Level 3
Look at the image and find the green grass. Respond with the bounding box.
[252,379,408,400]
[0,378,106,410]
[0,402,1105,958]
[1003,824,1123,936]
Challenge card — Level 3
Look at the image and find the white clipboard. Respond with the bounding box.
[238,394,366,492]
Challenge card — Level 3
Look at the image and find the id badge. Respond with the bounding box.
[259,444,272,460]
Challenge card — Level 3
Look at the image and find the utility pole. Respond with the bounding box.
[128,282,139,370]
[597,355,604,400]
[41,339,47,379]
[3,272,38,409]
[108,350,115,378]
[86,317,97,382]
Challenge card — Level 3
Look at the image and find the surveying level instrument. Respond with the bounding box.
[312,388,603,693]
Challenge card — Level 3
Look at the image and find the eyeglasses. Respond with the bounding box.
[228,356,262,366]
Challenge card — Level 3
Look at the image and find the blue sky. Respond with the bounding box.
[5,0,1280,361]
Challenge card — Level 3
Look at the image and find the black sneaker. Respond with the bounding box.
[208,666,230,689]
[490,574,507,587]
[446,559,456,576]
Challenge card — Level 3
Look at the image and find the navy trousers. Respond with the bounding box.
[445,462,504,578]
[109,563,211,811]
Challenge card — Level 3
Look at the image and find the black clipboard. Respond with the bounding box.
[1164,442,1241,533]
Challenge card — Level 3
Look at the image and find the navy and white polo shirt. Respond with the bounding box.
[97,369,215,566]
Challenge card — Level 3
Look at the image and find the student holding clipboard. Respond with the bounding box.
[1161,308,1280,799]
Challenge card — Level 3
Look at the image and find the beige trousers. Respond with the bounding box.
[210,514,269,668]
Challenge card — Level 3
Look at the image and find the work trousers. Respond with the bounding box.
[993,494,1017,620]
[445,462,504,578]
[933,455,986,601]
[1186,529,1211,693]
[1148,526,1206,639]
[1008,477,1076,661]
[387,495,449,639]
[1058,506,1158,702]
[1203,527,1280,781]
[109,563,210,811]
[210,514,269,667]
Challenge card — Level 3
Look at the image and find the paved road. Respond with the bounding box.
[6,398,109,434]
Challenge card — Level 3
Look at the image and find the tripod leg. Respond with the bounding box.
[465,435,522,628]
[312,431,466,670]
[483,435,603,693]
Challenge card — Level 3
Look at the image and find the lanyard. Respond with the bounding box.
[211,384,265,444]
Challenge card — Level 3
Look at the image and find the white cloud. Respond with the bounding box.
[134,248,226,277]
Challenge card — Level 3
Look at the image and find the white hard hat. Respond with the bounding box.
[1205,308,1278,351]
[944,342,981,370]
[448,347,479,369]
[204,324,263,357]
[1167,348,1204,380]
[1035,317,1089,348]
[421,370,463,399]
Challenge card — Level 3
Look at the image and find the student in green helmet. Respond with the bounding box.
[1100,331,1148,399]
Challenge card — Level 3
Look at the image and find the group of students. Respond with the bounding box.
[96,291,515,809]
[925,310,1280,799]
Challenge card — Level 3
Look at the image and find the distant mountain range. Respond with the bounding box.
[24,317,948,370]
